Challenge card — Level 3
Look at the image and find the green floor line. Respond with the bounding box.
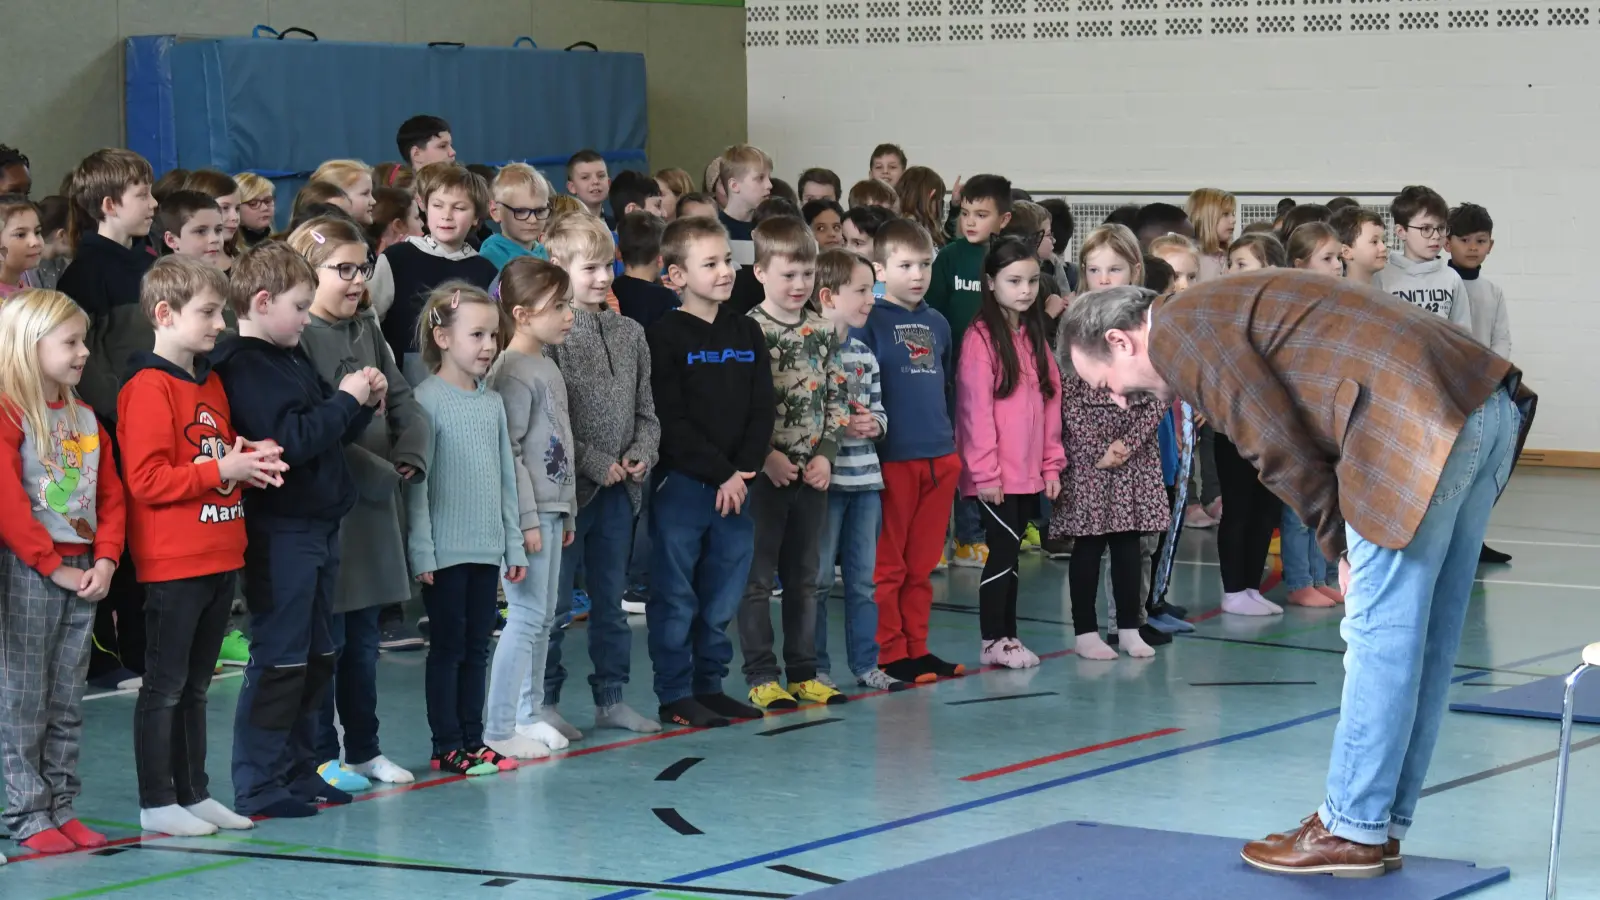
[47,859,252,900]
[77,818,142,832]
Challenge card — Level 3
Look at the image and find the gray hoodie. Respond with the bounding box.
[550,306,660,511]
[491,348,577,529]
[1375,254,1474,334]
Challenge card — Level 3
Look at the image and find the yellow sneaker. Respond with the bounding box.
[1021,523,1042,552]
[789,678,849,706]
[748,681,799,710]
[952,542,989,568]
[935,553,949,572]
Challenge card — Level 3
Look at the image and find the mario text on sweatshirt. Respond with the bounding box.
[0,397,126,576]
[117,352,247,582]
[748,306,850,468]
[849,300,955,463]
[1376,254,1474,334]
[212,334,374,522]
[926,238,986,358]
[648,304,776,487]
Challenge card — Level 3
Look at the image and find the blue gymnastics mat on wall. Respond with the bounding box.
[125,33,647,206]
[800,821,1508,899]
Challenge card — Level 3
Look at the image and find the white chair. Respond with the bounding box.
[1547,642,1600,899]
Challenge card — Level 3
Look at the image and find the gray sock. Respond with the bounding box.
[540,705,584,741]
[595,701,663,734]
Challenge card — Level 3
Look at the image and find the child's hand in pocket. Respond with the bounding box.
[524,528,542,554]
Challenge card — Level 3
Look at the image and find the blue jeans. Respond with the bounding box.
[1319,388,1518,845]
[421,563,499,755]
[628,487,652,594]
[486,513,562,741]
[312,605,383,766]
[547,484,636,707]
[646,469,755,705]
[814,490,882,678]
[953,496,985,545]
[1280,506,1338,591]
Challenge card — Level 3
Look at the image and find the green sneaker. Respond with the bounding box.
[218,630,250,667]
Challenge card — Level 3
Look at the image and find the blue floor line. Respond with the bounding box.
[587,650,1565,900]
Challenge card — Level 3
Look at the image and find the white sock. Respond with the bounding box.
[1247,589,1284,614]
[1222,590,1278,616]
[595,702,663,734]
[141,804,217,836]
[1119,628,1156,658]
[183,798,253,830]
[522,720,571,750]
[539,706,584,741]
[349,755,415,785]
[1075,632,1120,660]
[486,735,549,760]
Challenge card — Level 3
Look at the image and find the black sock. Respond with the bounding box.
[256,798,317,819]
[915,654,964,678]
[1138,625,1173,646]
[882,658,924,683]
[694,692,763,720]
[660,698,729,728]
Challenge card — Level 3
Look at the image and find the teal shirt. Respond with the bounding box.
[479,233,549,271]
[926,238,986,357]
[405,376,529,574]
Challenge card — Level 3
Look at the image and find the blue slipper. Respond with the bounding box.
[1147,613,1196,634]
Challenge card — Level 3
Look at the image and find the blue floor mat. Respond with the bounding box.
[800,821,1508,899]
[1451,674,1600,725]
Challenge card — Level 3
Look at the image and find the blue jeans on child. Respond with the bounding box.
[814,490,882,678]
[486,512,562,742]
[546,484,636,708]
[312,605,383,767]
[646,470,755,705]
[953,496,985,546]
[1280,506,1339,591]
[1318,388,1517,845]
[421,563,499,755]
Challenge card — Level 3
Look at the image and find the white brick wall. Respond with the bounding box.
[746,5,1599,450]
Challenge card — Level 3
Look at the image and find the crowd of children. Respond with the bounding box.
[0,121,1518,857]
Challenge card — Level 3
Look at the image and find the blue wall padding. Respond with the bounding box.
[124,35,649,218]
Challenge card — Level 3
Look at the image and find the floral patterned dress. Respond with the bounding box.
[1049,373,1170,539]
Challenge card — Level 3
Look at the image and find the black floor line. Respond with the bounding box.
[653,807,706,835]
[1420,734,1600,798]
[482,878,518,887]
[656,756,706,782]
[1188,681,1317,687]
[946,691,1060,706]
[768,864,846,885]
[756,717,844,737]
[130,843,792,897]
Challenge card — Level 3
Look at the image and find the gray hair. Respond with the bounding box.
[1058,285,1157,361]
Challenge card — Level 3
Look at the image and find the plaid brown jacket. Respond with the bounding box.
[1148,270,1520,560]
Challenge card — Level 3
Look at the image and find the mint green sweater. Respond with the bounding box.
[405,376,529,575]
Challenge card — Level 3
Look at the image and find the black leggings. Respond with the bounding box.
[1213,433,1282,593]
[1068,531,1144,635]
[977,495,1030,641]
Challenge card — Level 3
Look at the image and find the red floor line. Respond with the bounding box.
[1188,607,1225,624]
[959,727,1184,782]
[10,647,1078,866]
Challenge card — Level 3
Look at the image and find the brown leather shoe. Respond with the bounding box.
[1241,813,1386,878]
[1384,838,1402,872]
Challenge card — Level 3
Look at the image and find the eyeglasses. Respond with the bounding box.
[1401,223,1448,239]
[319,262,374,282]
[500,204,552,222]
[242,197,276,210]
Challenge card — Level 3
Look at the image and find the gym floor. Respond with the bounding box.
[5,469,1596,899]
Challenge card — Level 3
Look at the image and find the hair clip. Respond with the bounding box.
[489,280,501,301]
[430,307,443,326]
[450,290,461,309]
[311,230,326,244]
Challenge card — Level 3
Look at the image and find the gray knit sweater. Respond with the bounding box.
[491,348,577,529]
[550,306,660,511]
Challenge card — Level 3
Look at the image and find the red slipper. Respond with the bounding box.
[58,819,107,848]
[21,827,77,854]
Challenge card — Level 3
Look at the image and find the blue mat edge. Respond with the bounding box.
[1450,673,1600,726]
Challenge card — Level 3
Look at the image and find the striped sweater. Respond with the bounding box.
[831,336,888,492]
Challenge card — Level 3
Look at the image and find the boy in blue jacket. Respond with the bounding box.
[214,242,386,818]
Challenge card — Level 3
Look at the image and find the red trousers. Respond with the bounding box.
[874,454,961,664]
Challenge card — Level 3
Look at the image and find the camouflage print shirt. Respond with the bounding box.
[748,305,850,467]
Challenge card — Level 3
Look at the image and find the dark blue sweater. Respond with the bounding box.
[212,334,374,522]
[849,300,955,463]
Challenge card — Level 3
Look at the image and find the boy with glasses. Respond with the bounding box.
[1376,185,1473,333]
[481,163,553,270]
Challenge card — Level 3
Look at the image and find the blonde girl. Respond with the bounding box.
[290,216,429,788]
[405,282,527,776]
[484,258,577,761]
[311,160,377,226]
[0,196,44,298]
[234,173,277,247]
[1147,232,1221,532]
[896,166,948,247]
[655,168,694,221]
[1148,233,1202,293]
[1185,187,1236,282]
[182,170,243,265]
[0,290,125,854]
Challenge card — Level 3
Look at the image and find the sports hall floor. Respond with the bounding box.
[5,468,1598,899]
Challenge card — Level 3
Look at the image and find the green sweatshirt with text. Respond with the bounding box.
[926,238,986,359]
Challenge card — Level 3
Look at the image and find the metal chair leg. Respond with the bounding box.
[1548,663,1591,900]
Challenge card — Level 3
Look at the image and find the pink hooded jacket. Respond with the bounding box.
[955,319,1067,498]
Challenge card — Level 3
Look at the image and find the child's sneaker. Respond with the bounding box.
[1021,523,1042,552]
[432,750,499,776]
[981,639,1026,669]
[952,543,988,568]
[934,553,949,572]
[470,745,519,771]
[916,653,967,678]
[857,668,912,692]
[789,679,849,705]
[814,672,838,689]
[317,760,371,792]
[748,681,799,711]
[217,630,250,667]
